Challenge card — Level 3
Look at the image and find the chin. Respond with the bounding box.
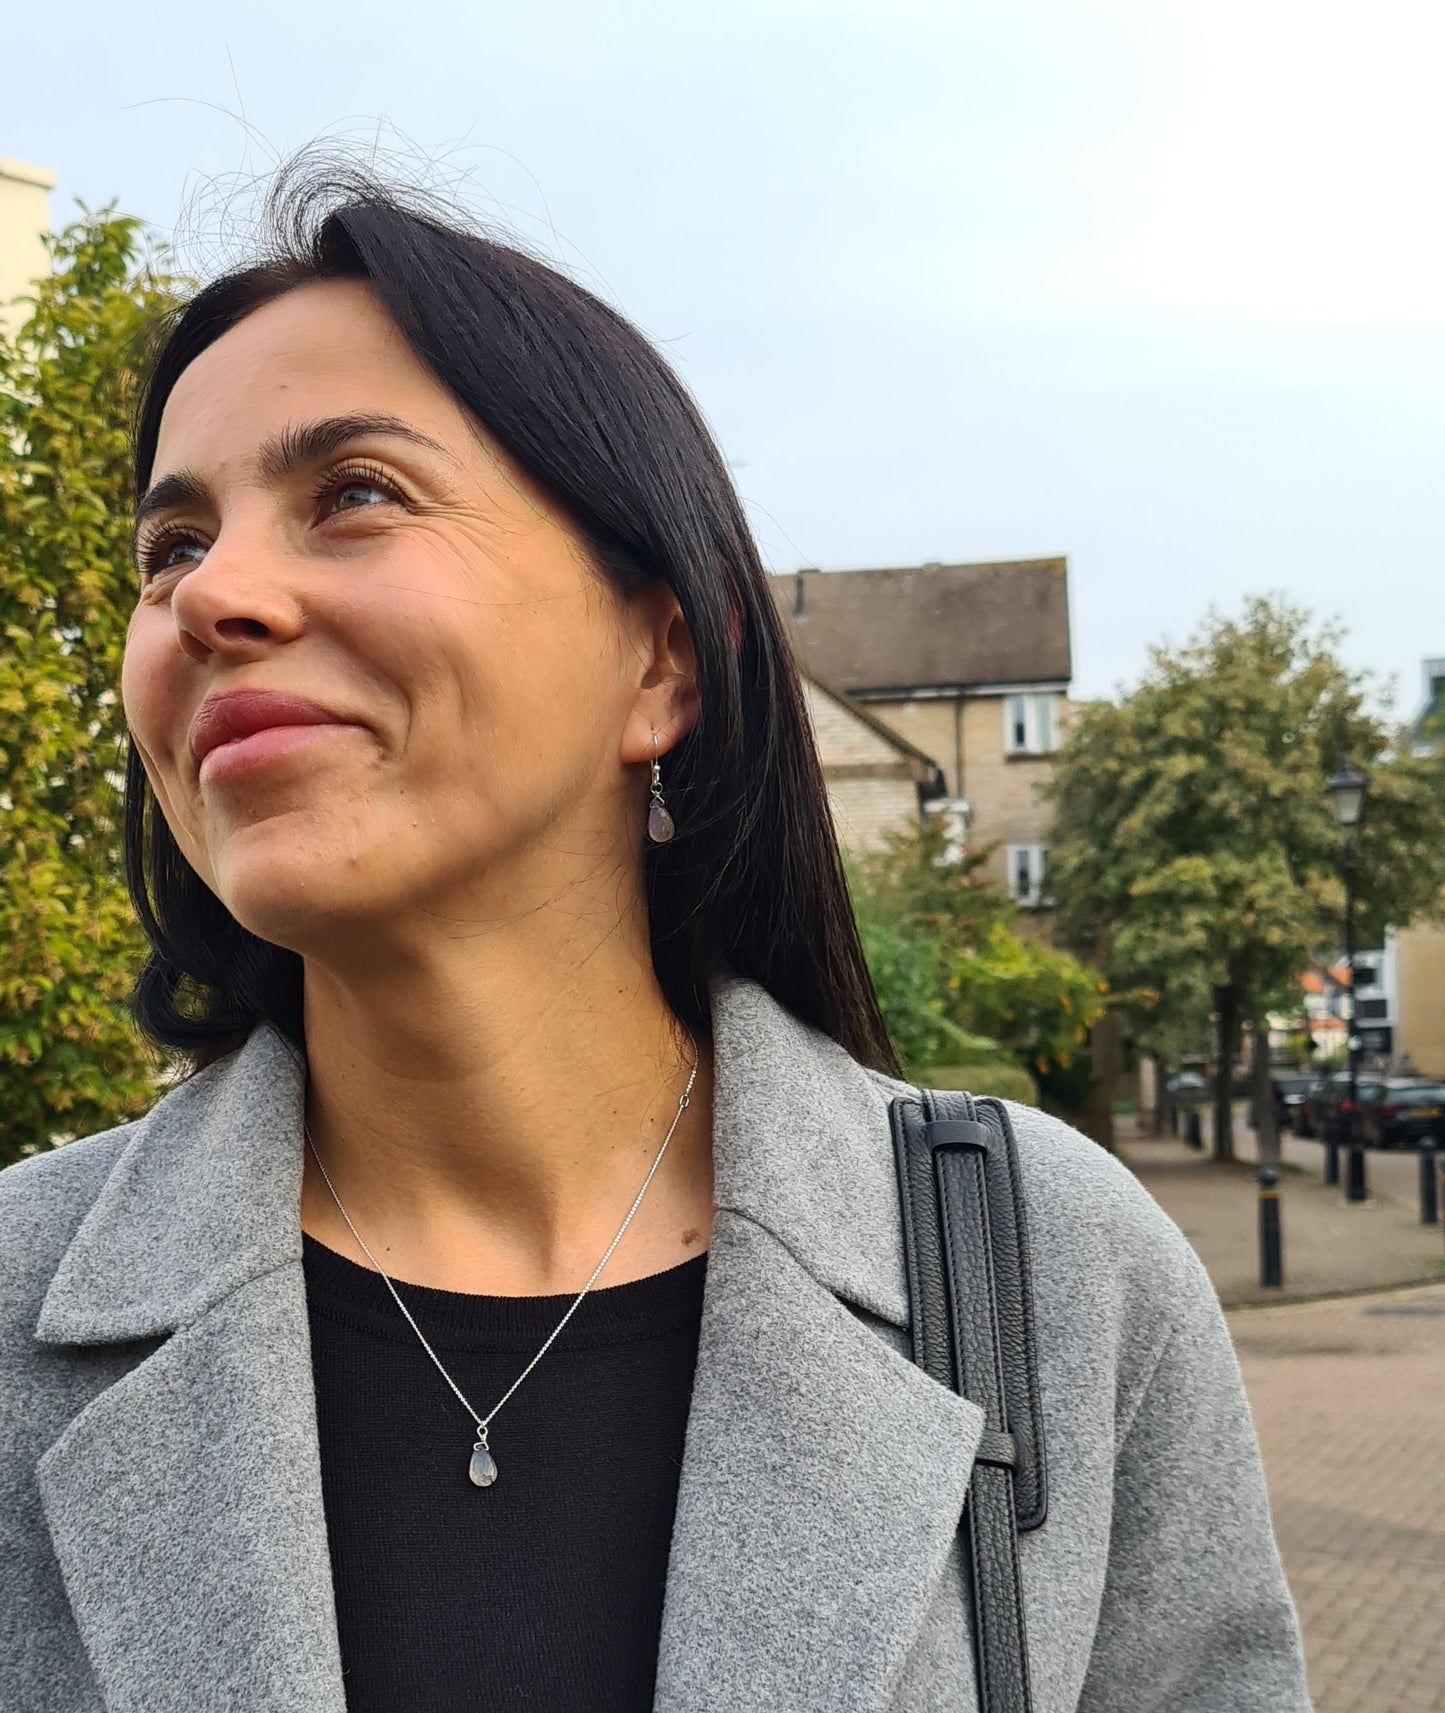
[205,818,399,956]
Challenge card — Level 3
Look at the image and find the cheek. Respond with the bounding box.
[120,613,208,856]
[443,595,622,777]
[120,613,176,766]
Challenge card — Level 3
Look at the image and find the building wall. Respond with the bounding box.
[822,772,924,854]
[0,158,55,337]
[800,679,923,854]
[1394,921,1445,1076]
[851,691,1064,895]
[858,696,961,794]
[959,695,1058,893]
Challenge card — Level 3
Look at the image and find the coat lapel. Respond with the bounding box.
[34,1031,347,1713]
[654,978,984,1713]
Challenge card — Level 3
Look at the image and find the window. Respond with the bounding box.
[1004,693,1057,756]
[923,796,972,865]
[1006,842,1047,907]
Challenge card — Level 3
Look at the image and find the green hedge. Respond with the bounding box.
[915,1060,1040,1107]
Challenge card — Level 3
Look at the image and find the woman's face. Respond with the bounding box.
[123,279,691,960]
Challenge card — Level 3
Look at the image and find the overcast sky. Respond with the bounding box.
[7,0,1442,712]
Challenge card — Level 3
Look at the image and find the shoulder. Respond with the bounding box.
[0,1122,140,1330]
[861,1072,1194,1294]
[997,1099,1226,1444]
[863,1071,1213,1419]
[998,1099,1200,1303]
[0,1036,279,1335]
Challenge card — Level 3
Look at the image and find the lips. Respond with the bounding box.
[189,690,357,767]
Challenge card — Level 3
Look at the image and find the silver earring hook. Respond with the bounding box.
[647,727,675,843]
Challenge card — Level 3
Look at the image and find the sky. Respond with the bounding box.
[6,0,1443,712]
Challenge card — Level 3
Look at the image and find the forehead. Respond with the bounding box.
[153,279,473,473]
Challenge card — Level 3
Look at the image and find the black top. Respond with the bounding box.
[303,1234,708,1712]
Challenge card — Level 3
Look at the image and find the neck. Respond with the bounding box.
[298,923,716,1296]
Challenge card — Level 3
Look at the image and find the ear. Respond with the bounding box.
[621,589,700,764]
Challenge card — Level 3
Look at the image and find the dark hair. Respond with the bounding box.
[124,172,899,1075]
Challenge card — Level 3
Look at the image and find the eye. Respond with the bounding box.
[320,463,405,518]
[332,478,389,512]
[137,530,208,583]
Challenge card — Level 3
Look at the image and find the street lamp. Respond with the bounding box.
[1326,765,1369,1203]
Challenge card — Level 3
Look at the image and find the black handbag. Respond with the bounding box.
[890,1088,1049,1713]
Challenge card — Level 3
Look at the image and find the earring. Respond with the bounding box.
[647,729,676,844]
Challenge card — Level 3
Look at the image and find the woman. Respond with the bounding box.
[0,177,1311,1712]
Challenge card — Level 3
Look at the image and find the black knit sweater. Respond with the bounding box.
[304,1234,708,1711]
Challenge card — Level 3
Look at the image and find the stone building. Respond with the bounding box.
[772,558,1071,901]
[0,156,54,337]
[800,673,946,854]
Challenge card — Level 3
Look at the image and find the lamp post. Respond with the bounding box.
[1326,765,1369,1203]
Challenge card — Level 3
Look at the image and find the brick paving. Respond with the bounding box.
[1231,1286,1445,1713]
[1119,1119,1445,1711]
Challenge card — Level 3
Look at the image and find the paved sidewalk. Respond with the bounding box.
[1121,1123,1445,1306]
[1121,1121,1445,1708]
[1231,1285,1445,1713]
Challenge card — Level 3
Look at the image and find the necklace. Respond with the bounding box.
[304,1035,700,1489]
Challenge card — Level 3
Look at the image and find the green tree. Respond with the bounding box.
[0,208,176,1162]
[848,817,1105,1090]
[1419,685,1445,746]
[1043,596,1445,1161]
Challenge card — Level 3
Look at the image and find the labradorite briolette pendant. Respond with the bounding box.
[647,800,675,843]
[469,1438,498,1488]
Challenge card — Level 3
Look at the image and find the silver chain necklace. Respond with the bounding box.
[304,1036,699,1489]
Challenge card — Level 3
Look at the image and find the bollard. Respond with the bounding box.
[1421,1138,1440,1226]
[1186,1108,1202,1150]
[1258,1167,1283,1288]
[1169,1101,1179,1137]
[1323,1134,1340,1186]
[1346,1140,1368,1203]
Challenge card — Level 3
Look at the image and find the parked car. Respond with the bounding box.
[1272,1074,1320,1135]
[1166,1071,1208,1103]
[1361,1080,1445,1149]
[1287,1076,1324,1137]
[1296,1074,1339,1138]
[1312,1071,1388,1145]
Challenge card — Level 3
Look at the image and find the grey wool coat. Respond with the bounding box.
[1,974,1311,1713]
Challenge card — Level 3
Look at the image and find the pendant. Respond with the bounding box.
[647,801,675,844]
[469,1435,498,1488]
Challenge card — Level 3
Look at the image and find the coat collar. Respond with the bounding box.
[37,1024,309,1345]
[38,973,914,1345]
[35,974,981,1713]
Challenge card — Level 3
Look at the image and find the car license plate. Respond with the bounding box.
[1414,1108,1439,1120]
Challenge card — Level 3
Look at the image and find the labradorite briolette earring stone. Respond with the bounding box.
[647,800,676,843]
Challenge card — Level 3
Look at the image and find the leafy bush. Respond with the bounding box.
[848,818,1105,1101]
[920,1060,1040,1106]
[854,912,997,1075]
[0,209,175,1161]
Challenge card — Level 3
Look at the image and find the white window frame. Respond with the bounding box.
[1006,842,1048,908]
[923,796,972,866]
[1003,692,1058,756]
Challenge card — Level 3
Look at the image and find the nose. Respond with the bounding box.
[169,530,306,665]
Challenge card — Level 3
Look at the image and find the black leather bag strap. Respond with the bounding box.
[890,1088,1048,1713]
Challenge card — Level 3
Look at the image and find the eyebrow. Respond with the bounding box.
[133,413,454,536]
